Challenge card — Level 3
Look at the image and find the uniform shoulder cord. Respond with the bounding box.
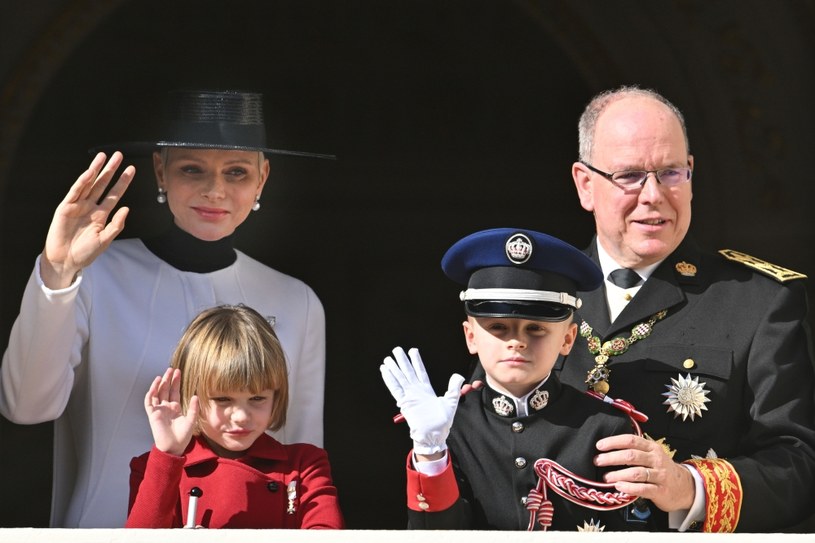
[526,392,648,531]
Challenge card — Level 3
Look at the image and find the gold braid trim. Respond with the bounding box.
[719,249,807,282]
[683,458,743,532]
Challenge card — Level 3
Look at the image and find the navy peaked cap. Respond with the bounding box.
[441,228,603,321]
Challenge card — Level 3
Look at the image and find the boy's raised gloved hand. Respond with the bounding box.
[380,347,465,455]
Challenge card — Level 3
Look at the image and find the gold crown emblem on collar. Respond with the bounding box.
[530,389,549,411]
[675,261,697,277]
[492,395,515,417]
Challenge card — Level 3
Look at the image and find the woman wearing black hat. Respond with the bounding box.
[0,90,328,528]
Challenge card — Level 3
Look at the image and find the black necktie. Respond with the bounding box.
[608,268,642,289]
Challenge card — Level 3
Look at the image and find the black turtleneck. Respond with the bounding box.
[142,223,237,273]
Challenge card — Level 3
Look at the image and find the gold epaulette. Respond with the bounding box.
[683,458,742,532]
[719,249,807,283]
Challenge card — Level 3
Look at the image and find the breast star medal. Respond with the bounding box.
[577,519,605,532]
[662,373,711,421]
[691,448,719,460]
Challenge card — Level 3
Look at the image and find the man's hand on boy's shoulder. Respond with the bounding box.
[594,433,695,512]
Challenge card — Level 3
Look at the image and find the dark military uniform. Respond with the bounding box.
[554,236,815,531]
[406,374,651,531]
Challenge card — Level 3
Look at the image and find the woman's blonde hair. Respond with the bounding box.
[171,304,288,431]
[159,148,266,173]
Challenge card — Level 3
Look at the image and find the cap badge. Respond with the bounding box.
[662,373,711,421]
[492,395,515,417]
[529,389,549,411]
[675,261,697,277]
[505,233,533,264]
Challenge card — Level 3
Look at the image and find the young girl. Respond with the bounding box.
[126,304,343,529]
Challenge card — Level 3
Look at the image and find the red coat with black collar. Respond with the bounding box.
[127,434,344,529]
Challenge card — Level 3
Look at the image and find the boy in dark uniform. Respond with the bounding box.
[381,228,650,531]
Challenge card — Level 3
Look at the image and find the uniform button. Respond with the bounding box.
[418,502,430,510]
[520,496,528,505]
[267,482,279,492]
[514,457,527,469]
[683,358,695,369]
[511,421,524,433]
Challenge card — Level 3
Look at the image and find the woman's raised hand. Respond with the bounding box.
[41,152,135,289]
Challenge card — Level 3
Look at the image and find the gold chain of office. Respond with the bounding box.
[579,309,668,394]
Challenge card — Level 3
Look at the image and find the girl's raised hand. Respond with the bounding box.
[144,367,199,456]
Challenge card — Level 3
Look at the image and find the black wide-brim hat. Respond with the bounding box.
[91,89,335,159]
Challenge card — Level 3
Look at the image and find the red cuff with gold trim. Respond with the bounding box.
[683,458,743,532]
[405,451,460,512]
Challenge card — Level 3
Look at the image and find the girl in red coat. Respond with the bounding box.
[126,304,344,529]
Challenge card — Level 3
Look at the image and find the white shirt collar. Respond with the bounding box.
[596,242,664,322]
[596,241,662,282]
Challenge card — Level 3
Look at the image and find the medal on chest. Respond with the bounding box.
[579,310,667,394]
[286,481,298,515]
[662,373,711,421]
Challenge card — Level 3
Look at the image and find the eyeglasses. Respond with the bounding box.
[581,161,692,190]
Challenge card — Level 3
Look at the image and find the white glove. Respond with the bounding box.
[380,346,465,455]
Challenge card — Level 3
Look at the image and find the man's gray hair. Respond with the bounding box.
[577,85,690,162]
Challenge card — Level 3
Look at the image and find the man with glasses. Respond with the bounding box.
[555,86,815,532]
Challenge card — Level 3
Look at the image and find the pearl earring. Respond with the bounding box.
[252,198,261,211]
[156,188,167,204]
